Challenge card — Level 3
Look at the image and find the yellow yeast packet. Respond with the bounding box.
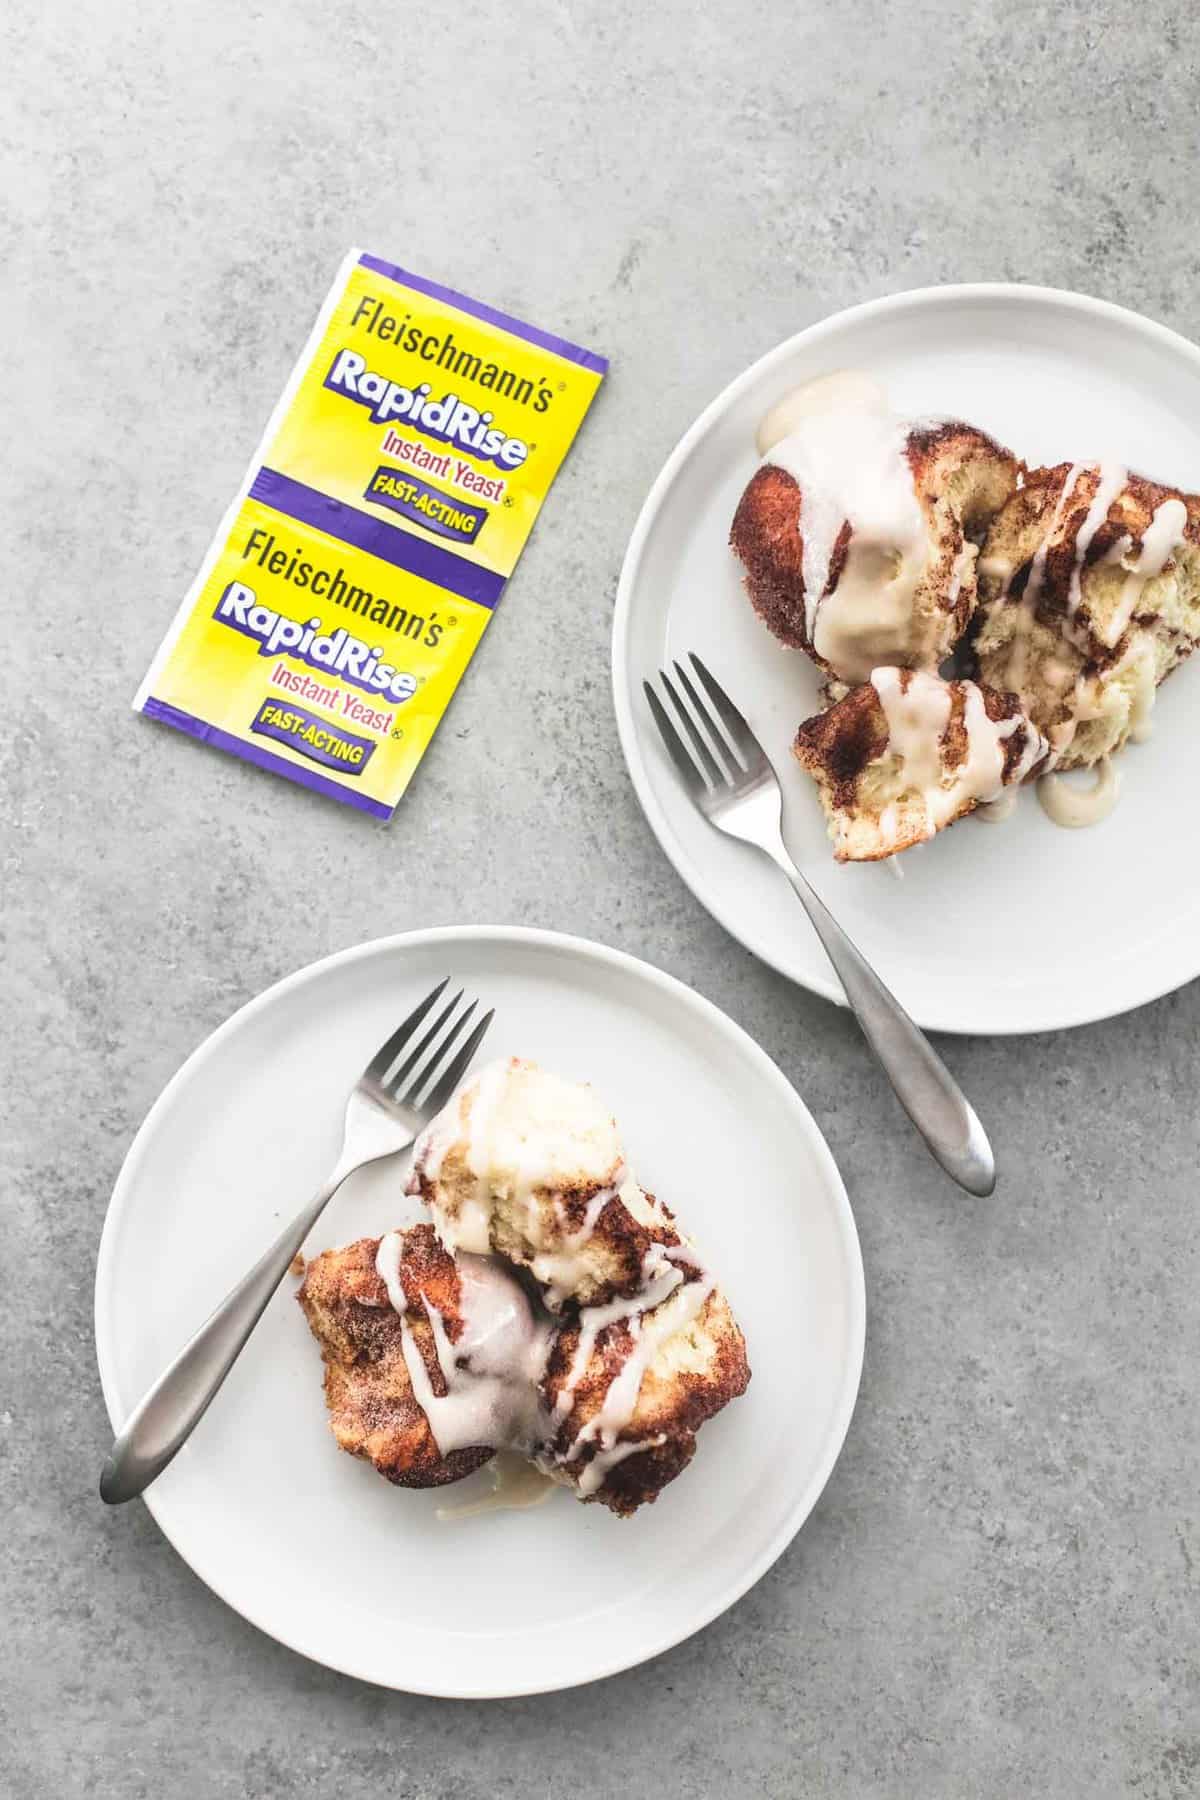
[135,249,606,818]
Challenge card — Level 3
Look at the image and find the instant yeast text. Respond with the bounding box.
[135,250,606,818]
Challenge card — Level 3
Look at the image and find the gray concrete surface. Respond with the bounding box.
[4,1,1198,1794]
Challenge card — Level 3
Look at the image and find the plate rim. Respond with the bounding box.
[94,922,866,1697]
[611,280,1200,1035]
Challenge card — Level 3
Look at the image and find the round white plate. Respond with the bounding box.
[613,284,1200,1034]
[94,927,864,1697]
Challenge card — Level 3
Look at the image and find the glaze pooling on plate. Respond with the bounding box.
[435,1451,558,1520]
[754,369,888,457]
[1037,757,1121,828]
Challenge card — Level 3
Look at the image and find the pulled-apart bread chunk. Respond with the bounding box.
[301,1062,751,1517]
[731,397,1018,683]
[975,462,1200,767]
[407,1057,683,1309]
[297,1227,497,1489]
[793,667,1048,860]
[298,1221,750,1518]
[538,1258,750,1515]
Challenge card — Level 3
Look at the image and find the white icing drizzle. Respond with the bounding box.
[983,468,1115,763]
[1140,497,1188,569]
[376,1222,715,1506]
[945,538,977,616]
[573,1434,669,1498]
[554,1183,620,1248]
[765,400,933,683]
[533,1179,626,1308]
[1067,462,1126,621]
[457,1058,514,1249]
[1108,497,1189,642]
[869,669,1042,844]
[989,465,1087,703]
[978,552,1014,586]
[1037,757,1121,828]
[552,1244,715,1494]
[376,1232,553,1458]
[1021,463,1085,613]
[1003,468,1185,661]
[550,1244,686,1424]
[985,470,1183,791]
[374,1230,408,1314]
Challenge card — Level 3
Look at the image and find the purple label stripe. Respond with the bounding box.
[365,465,487,544]
[249,468,505,611]
[357,254,608,376]
[141,696,394,819]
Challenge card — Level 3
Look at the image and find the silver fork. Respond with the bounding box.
[645,654,995,1197]
[99,979,494,1504]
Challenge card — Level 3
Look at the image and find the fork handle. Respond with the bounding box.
[775,859,995,1196]
[99,1170,349,1505]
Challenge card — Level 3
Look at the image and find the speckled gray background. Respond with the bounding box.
[4,1,1198,1794]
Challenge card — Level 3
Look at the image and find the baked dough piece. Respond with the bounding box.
[792,667,1048,860]
[975,462,1200,767]
[298,1223,751,1518]
[298,1227,495,1488]
[407,1057,683,1308]
[538,1266,750,1516]
[731,414,1018,683]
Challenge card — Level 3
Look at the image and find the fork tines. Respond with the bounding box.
[644,652,766,793]
[368,978,494,1113]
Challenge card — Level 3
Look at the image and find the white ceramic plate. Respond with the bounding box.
[94,927,864,1697]
[613,284,1200,1035]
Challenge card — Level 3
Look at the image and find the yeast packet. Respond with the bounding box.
[135,249,606,817]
